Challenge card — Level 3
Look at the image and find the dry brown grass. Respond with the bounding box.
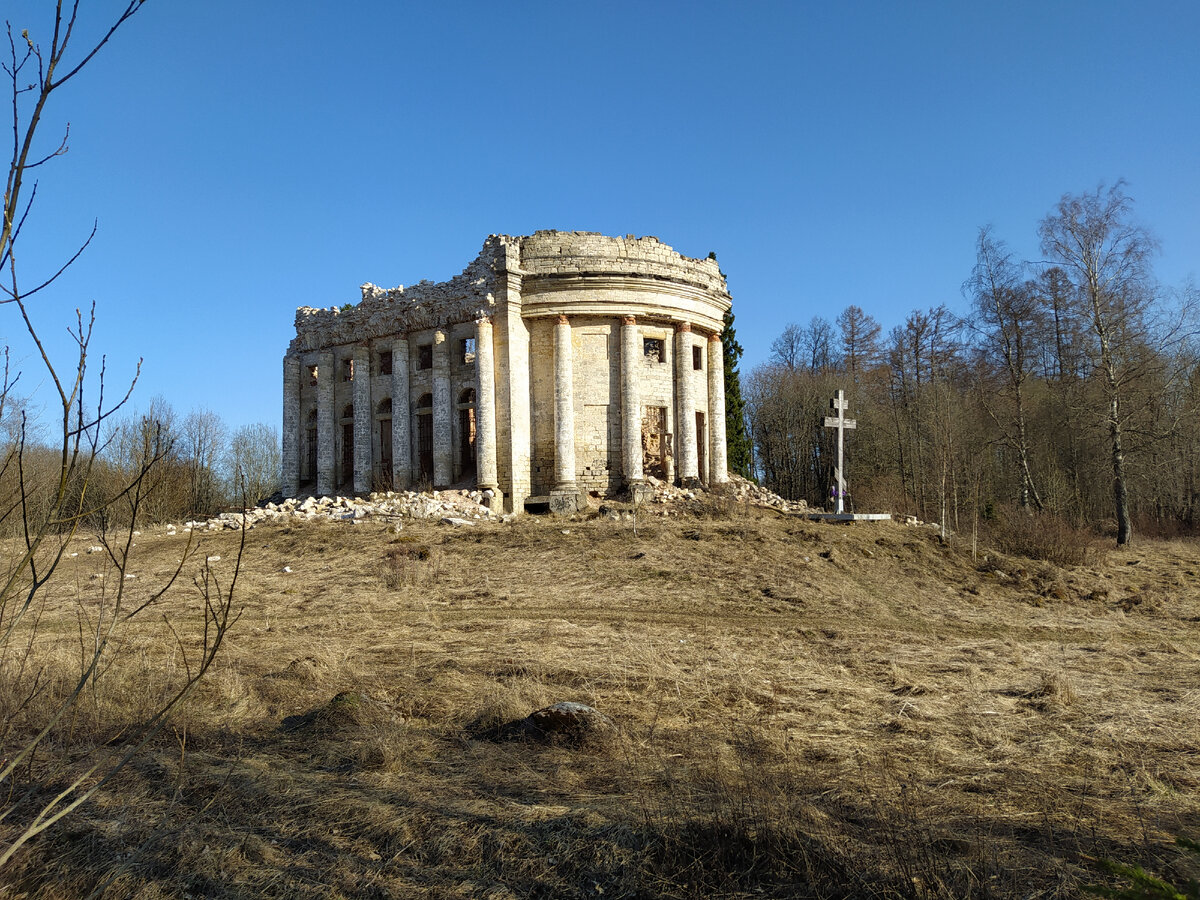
[4,507,1200,898]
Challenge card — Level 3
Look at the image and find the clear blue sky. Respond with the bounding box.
[7,1,1198,431]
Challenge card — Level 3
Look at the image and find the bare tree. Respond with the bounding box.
[965,226,1044,511]
[1038,182,1158,545]
[226,421,281,506]
[182,407,227,517]
[769,322,803,371]
[837,304,882,383]
[0,3,237,867]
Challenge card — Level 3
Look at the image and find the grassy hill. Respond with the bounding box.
[6,502,1200,898]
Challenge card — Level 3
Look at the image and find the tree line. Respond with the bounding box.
[740,183,1199,546]
[1,395,280,534]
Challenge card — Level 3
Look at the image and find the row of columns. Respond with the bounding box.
[284,313,728,502]
[282,319,500,500]
[552,314,729,497]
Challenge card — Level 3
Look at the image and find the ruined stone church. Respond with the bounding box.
[281,231,731,513]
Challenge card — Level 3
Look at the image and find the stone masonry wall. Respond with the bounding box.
[572,318,620,494]
[517,232,726,296]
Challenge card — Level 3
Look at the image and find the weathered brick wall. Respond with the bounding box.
[572,318,620,494]
[529,318,555,496]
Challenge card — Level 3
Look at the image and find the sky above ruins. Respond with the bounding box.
[6,0,1199,431]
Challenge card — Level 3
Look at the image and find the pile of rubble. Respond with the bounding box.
[172,489,503,534]
[641,474,809,514]
[723,475,810,514]
[166,476,816,535]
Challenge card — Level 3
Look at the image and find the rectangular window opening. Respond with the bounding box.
[308,365,318,386]
[643,338,662,363]
[342,359,354,382]
[380,351,393,376]
[461,337,476,365]
[692,345,703,370]
[417,344,433,370]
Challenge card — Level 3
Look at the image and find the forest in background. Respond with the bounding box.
[742,182,1199,546]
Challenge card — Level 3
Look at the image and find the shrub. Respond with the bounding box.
[982,507,1096,567]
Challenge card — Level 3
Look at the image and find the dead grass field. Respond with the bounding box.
[4,503,1200,898]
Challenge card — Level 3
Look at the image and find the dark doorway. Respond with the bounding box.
[379,419,392,487]
[696,411,707,484]
[305,415,317,482]
[341,423,354,488]
[642,406,667,480]
[418,414,433,484]
[459,407,476,477]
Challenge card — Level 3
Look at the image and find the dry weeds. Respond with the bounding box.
[4,508,1200,898]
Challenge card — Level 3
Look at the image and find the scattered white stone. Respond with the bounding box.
[124,574,136,579]
[87,546,103,554]
[282,566,293,574]
[207,555,221,563]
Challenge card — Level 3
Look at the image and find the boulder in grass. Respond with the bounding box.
[471,701,617,746]
[525,702,617,745]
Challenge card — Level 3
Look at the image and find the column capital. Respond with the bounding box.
[475,314,493,327]
[620,315,637,326]
[708,331,722,343]
[675,321,692,334]
[555,314,570,326]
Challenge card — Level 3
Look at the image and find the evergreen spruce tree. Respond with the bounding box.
[708,253,753,478]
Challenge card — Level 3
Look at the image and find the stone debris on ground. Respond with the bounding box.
[723,474,810,513]
[158,475,827,535]
[166,489,500,534]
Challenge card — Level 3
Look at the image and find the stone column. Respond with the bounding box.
[550,314,581,513]
[391,337,411,489]
[707,332,729,484]
[474,317,502,507]
[620,316,649,501]
[495,273,531,514]
[352,345,371,493]
[675,323,699,486]
[281,356,300,497]
[432,329,452,488]
[316,350,335,496]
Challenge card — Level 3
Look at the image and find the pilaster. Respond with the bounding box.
[391,338,411,489]
[352,345,371,493]
[432,329,452,487]
[316,350,335,496]
[281,356,300,497]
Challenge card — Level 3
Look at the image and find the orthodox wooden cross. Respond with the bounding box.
[823,389,856,514]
